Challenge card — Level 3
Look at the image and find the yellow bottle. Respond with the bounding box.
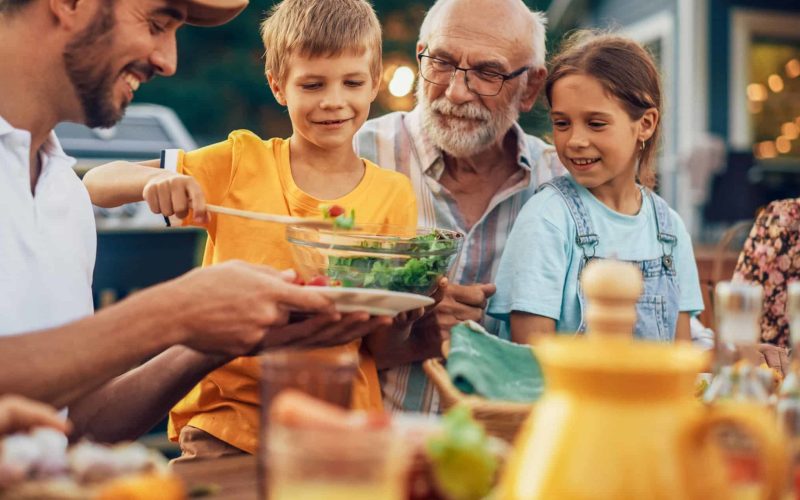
[497,259,788,500]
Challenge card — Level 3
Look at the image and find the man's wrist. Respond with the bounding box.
[119,280,189,350]
[182,348,231,373]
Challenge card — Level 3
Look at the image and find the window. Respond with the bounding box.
[730,8,800,163]
[748,39,800,161]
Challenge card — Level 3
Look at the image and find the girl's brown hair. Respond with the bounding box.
[545,31,662,189]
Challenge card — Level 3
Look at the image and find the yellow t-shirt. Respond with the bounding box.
[167,130,417,454]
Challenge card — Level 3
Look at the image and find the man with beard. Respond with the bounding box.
[0,0,384,442]
[355,0,565,412]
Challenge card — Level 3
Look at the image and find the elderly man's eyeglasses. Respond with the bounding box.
[417,49,529,97]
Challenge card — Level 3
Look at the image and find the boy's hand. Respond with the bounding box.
[142,171,209,224]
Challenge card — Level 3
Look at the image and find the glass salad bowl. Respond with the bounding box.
[286,225,464,296]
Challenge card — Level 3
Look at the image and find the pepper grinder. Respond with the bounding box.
[581,258,643,339]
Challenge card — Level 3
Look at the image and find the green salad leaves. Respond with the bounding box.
[325,231,458,295]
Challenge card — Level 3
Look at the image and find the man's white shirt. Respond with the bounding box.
[0,115,95,335]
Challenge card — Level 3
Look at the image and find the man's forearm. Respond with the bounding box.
[0,289,182,408]
[68,346,229,443]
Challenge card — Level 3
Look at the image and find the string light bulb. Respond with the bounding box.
[776,136,792,154]
[787,59,800,79]
[768,74,784,93]
[388,66,415,98]
[747,83,768,102]
[782,122,800,140]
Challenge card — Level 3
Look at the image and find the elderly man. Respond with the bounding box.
[0,0,386,441]
[356,0,565,412]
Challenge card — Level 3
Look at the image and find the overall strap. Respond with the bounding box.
[645,189,678,258]
[537,176,599,258]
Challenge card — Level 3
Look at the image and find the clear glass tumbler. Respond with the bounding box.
[267,422,408,500]
[258,348,358,499]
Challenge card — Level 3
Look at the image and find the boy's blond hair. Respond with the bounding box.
[260,0,382,84]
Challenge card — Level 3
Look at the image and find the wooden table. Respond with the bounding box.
[169,249,745,500]
[172,455,260,500]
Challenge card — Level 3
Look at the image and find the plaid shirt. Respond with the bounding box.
[354,106,564,413]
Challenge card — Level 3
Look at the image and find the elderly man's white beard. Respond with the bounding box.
[417,79,523,158]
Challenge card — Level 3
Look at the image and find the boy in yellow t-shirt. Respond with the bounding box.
[83,0,417,458]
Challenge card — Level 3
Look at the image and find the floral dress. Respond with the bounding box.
[734,198,800,347]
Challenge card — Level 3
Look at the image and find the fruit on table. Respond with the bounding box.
[426,406,498,500]
[95,473,185,500]
[270,389,389,430]
[0,429,183,499]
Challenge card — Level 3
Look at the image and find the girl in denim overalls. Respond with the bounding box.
[488,32,704,343]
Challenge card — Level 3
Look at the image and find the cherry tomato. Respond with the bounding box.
[307,276,330,287]
[327,205,345,217]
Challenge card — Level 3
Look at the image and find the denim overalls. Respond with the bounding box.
[538,176,680,341]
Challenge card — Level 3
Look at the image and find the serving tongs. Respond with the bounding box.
[207,204,356,230]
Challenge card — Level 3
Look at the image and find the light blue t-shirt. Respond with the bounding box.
[488,176,704,333]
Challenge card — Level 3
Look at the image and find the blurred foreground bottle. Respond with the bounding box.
[704,281,778,496]
[497,261,786,500]
[778,282,800,498]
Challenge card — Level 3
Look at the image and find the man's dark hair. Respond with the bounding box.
[0,0,36,13]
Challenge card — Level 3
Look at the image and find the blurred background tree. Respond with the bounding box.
[137,0,554,146]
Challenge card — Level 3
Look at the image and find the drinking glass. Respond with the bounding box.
[714,280,764,346]
[267,422,408,500]
[259,348,357,411]
[258,348,358,499]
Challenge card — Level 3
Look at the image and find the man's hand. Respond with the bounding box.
[163,262,335,356]
[142,171,208,223]
[0,395,70,436]
[262,312,393,350]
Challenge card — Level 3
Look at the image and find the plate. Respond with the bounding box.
[311,287,434,316]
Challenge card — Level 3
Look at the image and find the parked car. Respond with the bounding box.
[56,103,198,229]
[55,104,204,309]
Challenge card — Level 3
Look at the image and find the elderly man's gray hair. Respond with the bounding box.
[418,0,547,71]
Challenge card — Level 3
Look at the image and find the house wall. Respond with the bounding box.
[591,0,674,27]
[708,0,800,143]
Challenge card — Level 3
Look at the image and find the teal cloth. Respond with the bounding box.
[446,321,543,403]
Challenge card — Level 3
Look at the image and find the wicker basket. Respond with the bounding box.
[422,357,534,444]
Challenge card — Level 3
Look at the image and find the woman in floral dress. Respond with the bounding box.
[734,198,800,348]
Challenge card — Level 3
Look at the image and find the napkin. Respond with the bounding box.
[446,321,543,403]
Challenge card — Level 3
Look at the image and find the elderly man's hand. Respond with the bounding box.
[421,278,496,343]
[160,261,335,357]
[0,395,69,436]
